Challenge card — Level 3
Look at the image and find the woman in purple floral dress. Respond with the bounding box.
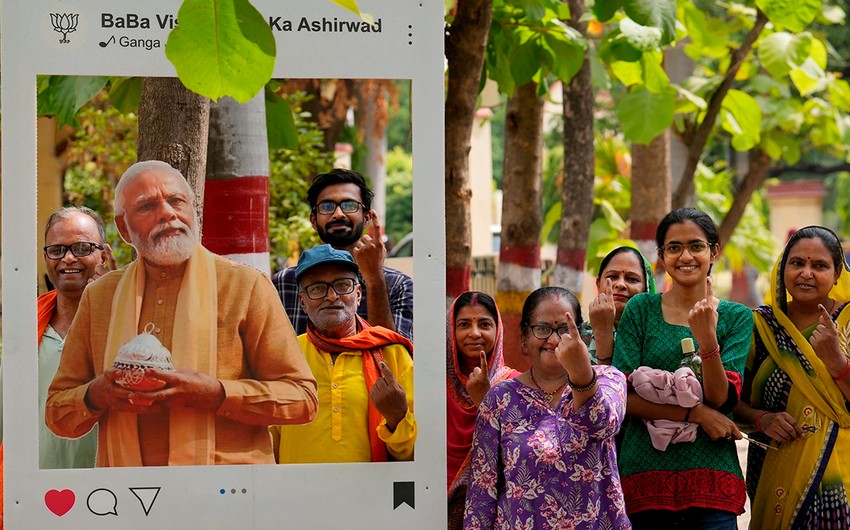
[464,287,631,530]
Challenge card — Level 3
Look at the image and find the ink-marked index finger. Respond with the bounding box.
[564,312,579,339]
[818,304,835,326]
[479,350,488,371]
[379,361,395,381]
[602,277,613,296]
[705,276,714,301]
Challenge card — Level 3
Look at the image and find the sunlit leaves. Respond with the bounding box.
[758,32,812,79]
[593,0,622,23]
[720,89,762,151]
[615,85,675,144]
[619,17,662,51]
[756,0,821,32]
[166,0,275,102]
[622,0,676,44]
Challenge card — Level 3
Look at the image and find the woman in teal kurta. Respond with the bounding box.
[612,208,753,529]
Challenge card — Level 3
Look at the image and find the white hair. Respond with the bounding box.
[114,160,195,215]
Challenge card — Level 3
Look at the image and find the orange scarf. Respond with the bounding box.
[37,290,58,346]
[305,316,413,462]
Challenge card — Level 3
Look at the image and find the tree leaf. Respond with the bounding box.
[790,57,826,95]
[828,78,850,111]
[615,85,675,144]
[720,89,762,151]
[265,86,297,150]
[622,0,676,44]
[758,31,811,79]
[641,51,669,93]
[510,39,545,87]
[755,0,821,33]
[108,77,141,114]
[619,17,662,52]
[165,0,275,102]
[330,0,362,16]
[593,0,622,22]
[41,76,108,126]
[610,60,642,87]
[543,32,586,83]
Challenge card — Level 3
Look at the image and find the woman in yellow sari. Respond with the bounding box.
[736,226,850,529]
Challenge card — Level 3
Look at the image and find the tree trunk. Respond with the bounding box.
[553,0,594,295]
[137,77,210,230]
[355,80,389,225]
[497,82,544,370]
[718,148,772,246]
[203,93,271,274]
[630,132,671,271]
[445,0,493,300]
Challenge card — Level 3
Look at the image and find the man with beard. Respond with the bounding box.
[46,160,318,466]
[272,169,413,340]
[271,245,415,463]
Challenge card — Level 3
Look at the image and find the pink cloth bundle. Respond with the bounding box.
[630,366,702,451]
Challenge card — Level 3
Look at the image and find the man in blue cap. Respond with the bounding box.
[270,244,416,463]
[272,169,413,339]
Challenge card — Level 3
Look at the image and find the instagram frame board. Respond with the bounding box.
[1,0,445,528]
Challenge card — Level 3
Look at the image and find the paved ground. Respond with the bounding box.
[737,439,751,529]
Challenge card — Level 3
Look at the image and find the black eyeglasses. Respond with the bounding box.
[529,324,570,340]
[660,241,711,258]
[43,242,103,260]
[313,200,364,216]
[301,278,357,300]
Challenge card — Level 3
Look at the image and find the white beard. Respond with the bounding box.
[130,220,199,266]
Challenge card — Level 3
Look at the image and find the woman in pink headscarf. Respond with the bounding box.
[446,291,517,530]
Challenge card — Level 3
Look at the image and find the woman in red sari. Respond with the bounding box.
[446,291,517,529]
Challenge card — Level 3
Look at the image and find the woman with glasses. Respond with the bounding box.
[446,291,518,530]
[584,246,657,365]
[735,227,850,529]
[612,208,752,529]
[464,286,630,529]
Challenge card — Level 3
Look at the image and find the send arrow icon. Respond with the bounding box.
[129,487,161,516]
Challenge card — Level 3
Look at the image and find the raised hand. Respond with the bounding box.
[350,211,386,283]
[89,243,117,283]
[369,362,408,431]
[465,351,491,406]
[588,278,617,333]
[811,303,844,371]
[688,277,719,351]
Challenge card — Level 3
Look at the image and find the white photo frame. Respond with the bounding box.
[2,0,446,527]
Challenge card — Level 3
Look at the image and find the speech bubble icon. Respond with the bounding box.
[86,488,118,516]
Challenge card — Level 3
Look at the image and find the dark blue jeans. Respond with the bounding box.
[629,508,738,530]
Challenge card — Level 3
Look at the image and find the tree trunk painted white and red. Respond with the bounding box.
[202,93,271,275]
[553,0,594,295]
[445,0,493,301]
[630,131,671,282]
[497,82,544,370]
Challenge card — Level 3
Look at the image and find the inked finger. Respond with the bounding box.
[705,276,714,301]
[379,361,395,381]
[564,312,579,338]
[479,350,488,371]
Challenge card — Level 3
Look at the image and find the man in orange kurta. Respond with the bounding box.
[46,160,318,466]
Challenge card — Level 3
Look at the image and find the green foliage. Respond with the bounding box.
[265,84,298,150]
[486,0,587,96]
[756,0,822,33]
[384,147,414,246]
[622,0,677,44]
[387,80,412,151]
[268,92,336,271]
[37,76,108,127]
[720,89,762,151]
[693,163,775,272]
[166,0,275,103]
[62,97,139,265]
[615,85,675,144]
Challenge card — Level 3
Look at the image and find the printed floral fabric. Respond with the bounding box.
[463,366,631,530]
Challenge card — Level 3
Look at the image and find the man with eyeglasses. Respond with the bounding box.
[271,244,416,463]
[272,168,413,341]
[46,160,318,466]
[5,207,113,468]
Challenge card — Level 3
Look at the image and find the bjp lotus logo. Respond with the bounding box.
[50,13,79,44]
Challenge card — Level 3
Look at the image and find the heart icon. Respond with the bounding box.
[44,489,75,516]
